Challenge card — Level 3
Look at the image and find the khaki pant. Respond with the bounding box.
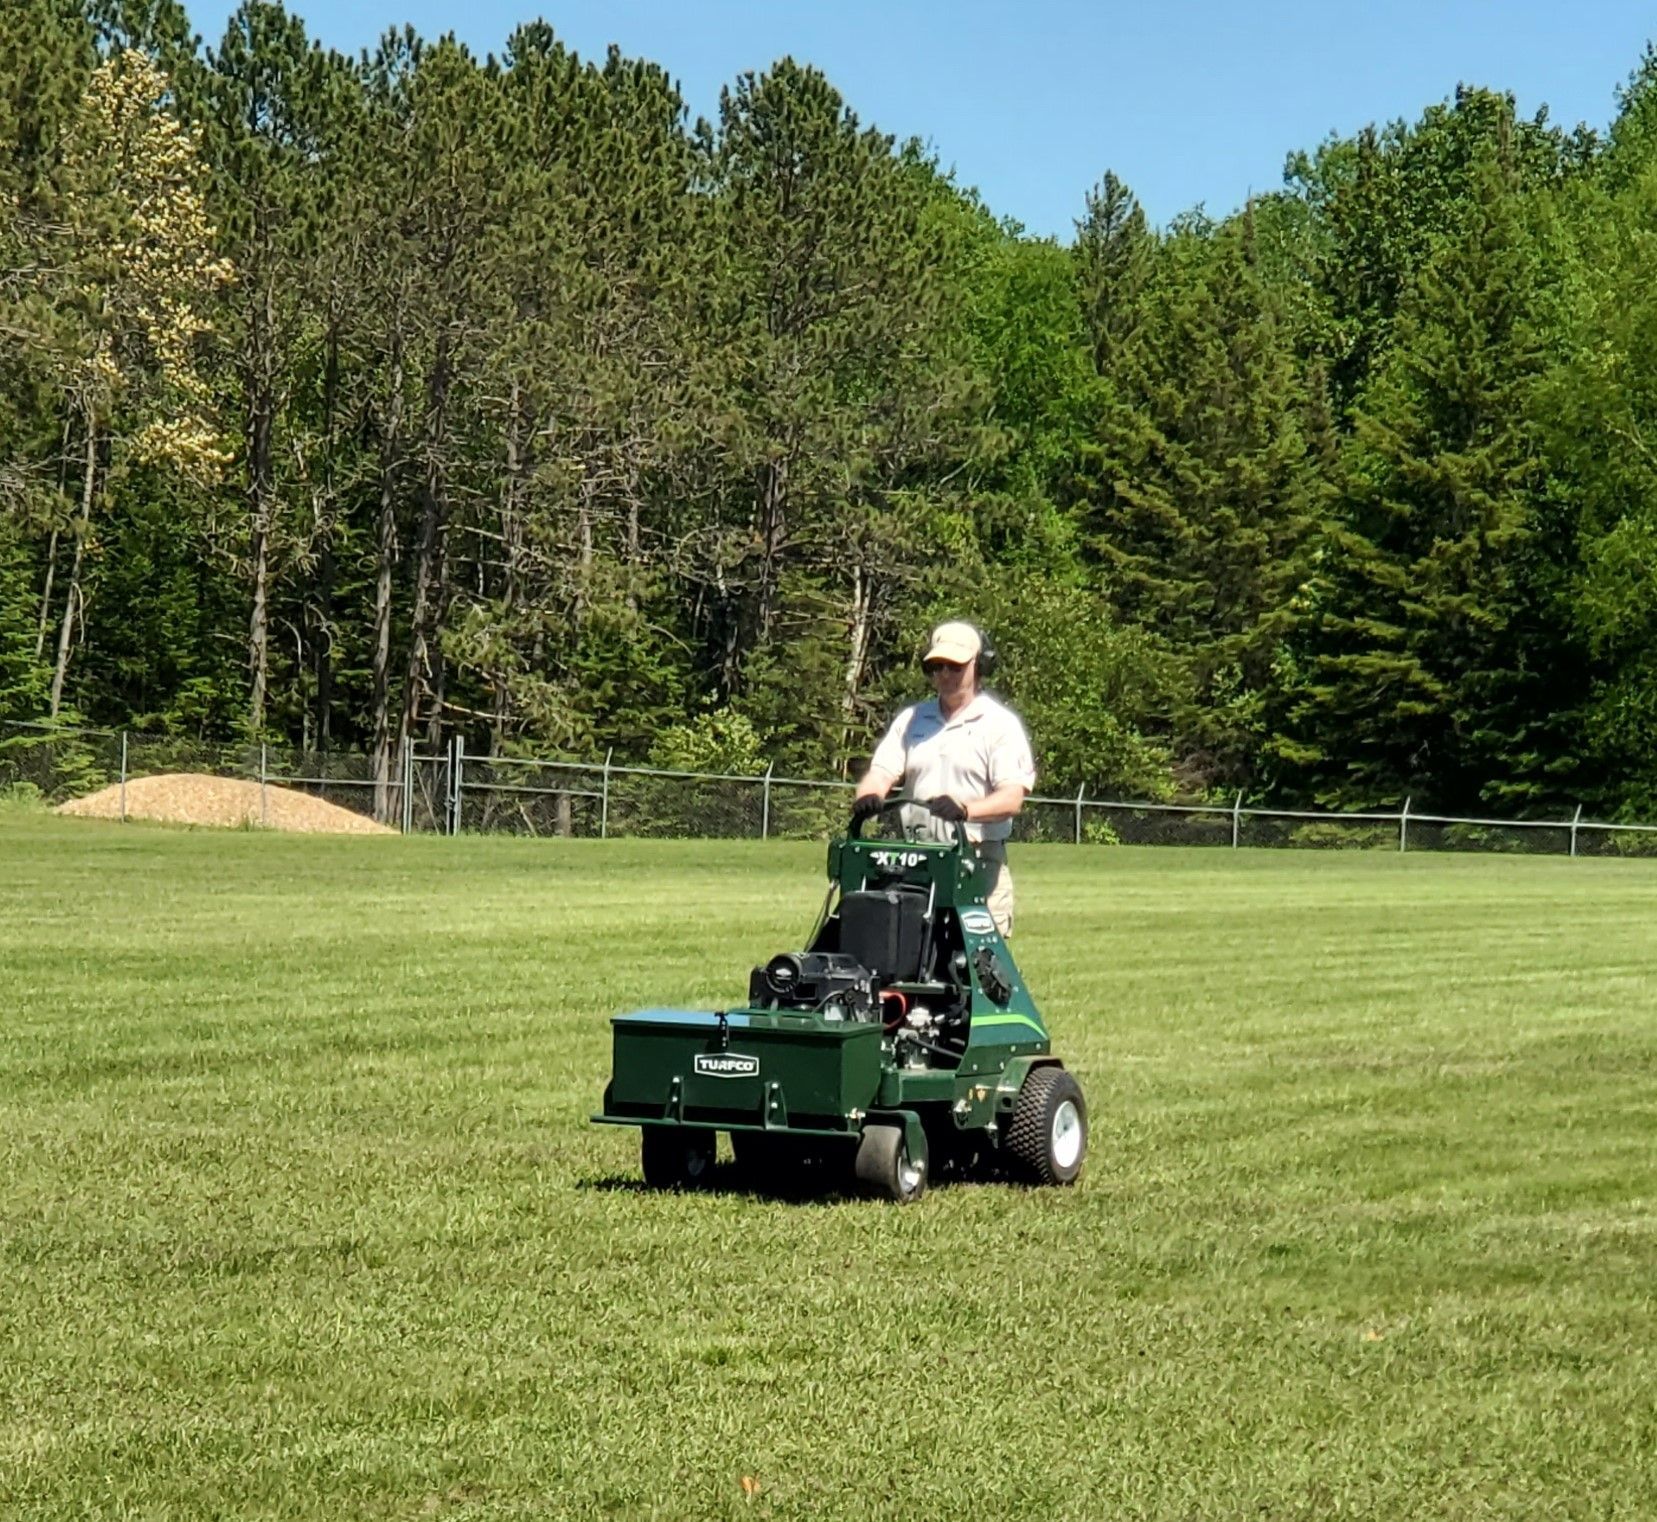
[978,839,1015,937]
[901,808,1016,936]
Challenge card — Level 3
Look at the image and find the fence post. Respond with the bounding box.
[1570,803,1583,859]
[761,761,774,841]
[442,736,453,834]
[260,741,268,828]
[1232,790,1244,849]
[402,747,414,835]
[600,746,613,840]
[1074,784,1086,845]
[119,731,128,823]
[452,735,465,836]
[439,739,451,835]
[1399,796,1411,853]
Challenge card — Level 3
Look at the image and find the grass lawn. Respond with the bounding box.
[2,813,1655,1520]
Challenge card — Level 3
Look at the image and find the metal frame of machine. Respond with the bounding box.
[593,800,1087,1201]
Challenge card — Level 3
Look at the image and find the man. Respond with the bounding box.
[851,621,1035,936]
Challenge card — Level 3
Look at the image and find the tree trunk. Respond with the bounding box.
[493,379,527,755]
[314,318,342,752]
[755,455,787,645]
[48,423,96,718]
[248,511,270,732]
[371,329,405,823]
[36,412,72,660]
[315,539,334,750]
[841,561,873,776]
[246,373,274,734]
[35,529,58,662]
[398,332,452,777]
[573,466,595,628]
[424,589,448,758]
[711,557,742,698]
[245,269,280,737]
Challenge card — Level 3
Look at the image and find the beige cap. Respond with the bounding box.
[924,621,982,665]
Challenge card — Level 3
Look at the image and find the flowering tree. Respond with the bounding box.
[43,47,232,715]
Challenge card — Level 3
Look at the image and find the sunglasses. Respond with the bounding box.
[923,660,967,675]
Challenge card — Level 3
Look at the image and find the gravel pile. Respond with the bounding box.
[54,773,393,834]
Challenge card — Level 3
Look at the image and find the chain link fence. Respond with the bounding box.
[0,720,384,824]
[7,720,1657,857]
[430,751,852,841]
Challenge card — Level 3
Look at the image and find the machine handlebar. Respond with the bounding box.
[846,796,971,848]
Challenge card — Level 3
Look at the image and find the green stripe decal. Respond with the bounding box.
[972,1013,1046,1035]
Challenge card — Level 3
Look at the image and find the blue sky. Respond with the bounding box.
[184,1,1656,240]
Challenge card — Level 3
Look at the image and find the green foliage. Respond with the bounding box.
[0,718,111,800]
[648,708,766,776]
[978,576,1179,799]
[1286,820,1396,850]
[76,481,244,733]
[1533,124,1657,816]
[0,531,49,723]
[1283,86,1591,406]
[1081,195,1319,791]
[1282,146,1577,812]
[12,18,1657,817]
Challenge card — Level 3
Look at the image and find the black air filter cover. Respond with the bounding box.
[839,888,927,982]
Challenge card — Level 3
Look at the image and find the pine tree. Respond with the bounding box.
[202,0,352,736]
[434,29,706,765]
[707,62,982,769]
[0,0,95,706]
[0,528,49,724]
[1084,204,1319,789]
[1075,171,1151,377]
[1285,146,1567,809]
[1534,78,1657,814]
[1285,87,1589,411]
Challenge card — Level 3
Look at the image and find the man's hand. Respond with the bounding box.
[850,793,885,825]
[926,795,968,823]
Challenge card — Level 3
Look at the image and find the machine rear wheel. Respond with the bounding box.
[641,1128,716,1190]
[1006,1067,1087,1185]
[854,1123,928,1204]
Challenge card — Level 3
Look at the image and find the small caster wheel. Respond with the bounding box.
[641,1128,716,1190]
[854,1123,927,1203]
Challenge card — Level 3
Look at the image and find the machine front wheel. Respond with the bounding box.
[1006,1066,1087,1185]
[854,1123,928,1204]
[641,1127,716,1190]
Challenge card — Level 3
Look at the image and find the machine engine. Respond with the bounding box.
[748,951,878,1023]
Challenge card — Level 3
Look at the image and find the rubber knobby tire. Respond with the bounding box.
[1005,1066,1087,1186]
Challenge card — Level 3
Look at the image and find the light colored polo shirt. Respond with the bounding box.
[868,692,1036,843]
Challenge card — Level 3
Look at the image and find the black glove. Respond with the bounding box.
[850,793,885,824]
[926,795,968,823]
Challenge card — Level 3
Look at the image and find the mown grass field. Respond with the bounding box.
[2,814,1655,1520]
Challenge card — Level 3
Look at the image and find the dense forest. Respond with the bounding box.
[5,0,1657,819]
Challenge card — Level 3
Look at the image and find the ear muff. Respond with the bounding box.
[970,625,997,680]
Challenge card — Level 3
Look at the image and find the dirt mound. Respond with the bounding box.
[55,773,393,834]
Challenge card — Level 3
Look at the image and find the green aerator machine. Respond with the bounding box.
[593,800,1086,1202]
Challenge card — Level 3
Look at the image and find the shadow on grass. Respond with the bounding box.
[577,1154,1021,1205]
[577,1164,862,1206]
